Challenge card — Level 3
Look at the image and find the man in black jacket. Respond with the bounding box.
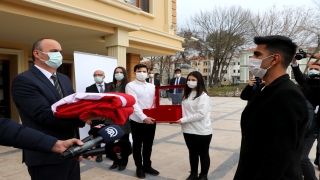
[146,69,160,86]
[0,118,83,154]
[291,57,320,179]
[234,35,308,180]
[85,70,108,163]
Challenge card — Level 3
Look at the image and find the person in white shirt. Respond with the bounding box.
[125,64,159,179]
[176,71,212,180]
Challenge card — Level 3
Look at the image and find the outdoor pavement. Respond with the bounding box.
[0,97,318,180]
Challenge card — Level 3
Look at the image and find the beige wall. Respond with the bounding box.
[0,1,115,34]
[56,0,168,32]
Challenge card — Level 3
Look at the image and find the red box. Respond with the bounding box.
[143,85,185,123]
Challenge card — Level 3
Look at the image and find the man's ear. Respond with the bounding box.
[272,54,281,66]
[33,50,40,59]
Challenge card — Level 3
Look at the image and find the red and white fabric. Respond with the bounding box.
[51,92,135,125]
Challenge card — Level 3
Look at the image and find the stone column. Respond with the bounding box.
[105,28,129,68]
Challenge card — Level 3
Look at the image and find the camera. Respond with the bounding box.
[255,77,262,86]
[295,49,314,60]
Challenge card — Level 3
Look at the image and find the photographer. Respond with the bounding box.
[240,77,263,101]
[291,56,320,180]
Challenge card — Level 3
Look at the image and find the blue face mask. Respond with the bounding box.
[39,51,63,68]
[115,73,124,81]
[308,69,320,76]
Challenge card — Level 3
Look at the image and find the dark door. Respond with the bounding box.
[0,60,10,118]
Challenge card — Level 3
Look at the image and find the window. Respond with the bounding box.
[130,0,149,12]
[203,69,208,73]
[238,70,240,73]
[238,62,240,65]
[233,70,236,73]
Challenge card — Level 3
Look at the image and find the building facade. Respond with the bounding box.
[0,0,183,122]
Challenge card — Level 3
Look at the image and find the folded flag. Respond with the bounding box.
[51,92,135,125]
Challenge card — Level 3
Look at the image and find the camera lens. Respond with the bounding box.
[295,54,303,60]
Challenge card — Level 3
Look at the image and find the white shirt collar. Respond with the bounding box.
[134,79,147,85]
[34,65,56,79]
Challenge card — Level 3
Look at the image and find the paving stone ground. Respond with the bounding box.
[0,97,318,180]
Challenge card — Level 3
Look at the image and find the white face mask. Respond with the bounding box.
[149,74,154,78]
[175,74,181,78]
[187,81,197,88]
[136,72,148,81]
[248,55,274,78]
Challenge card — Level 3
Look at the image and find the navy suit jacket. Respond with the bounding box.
[0,118,57,153]
[85,83,108,93]
[11,65,85,166]
[169,77,187,93]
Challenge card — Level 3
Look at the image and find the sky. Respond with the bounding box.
[177,0,317,25]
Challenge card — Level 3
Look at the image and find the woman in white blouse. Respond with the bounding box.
[176,71,212,180]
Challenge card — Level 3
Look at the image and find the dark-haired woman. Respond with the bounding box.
[104,66,131,171]
[176,71,212,180]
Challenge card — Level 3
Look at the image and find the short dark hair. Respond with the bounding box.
[183,71,208,100]
[174,69,181,73]
[133,64,148,72]
[31,38,53,62]
[254,35,297,67]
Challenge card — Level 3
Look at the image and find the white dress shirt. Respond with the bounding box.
[125,79,155,123]
[34,65,56,85]
[180,91,212,135]
[95,83,105,92]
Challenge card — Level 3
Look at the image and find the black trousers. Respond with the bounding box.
[113,133,130,166]
[183,133,212,176]
[301,133,318,180]
[27,160,80,180]
[130,120,156,168]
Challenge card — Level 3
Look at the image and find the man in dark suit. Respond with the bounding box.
[146,69,160,86]
[234,35,308,180]
[85,70,108,93]
[85,70,107,163]
[11,38,86,180]
[168,69,187,104]
[0,117,84,154]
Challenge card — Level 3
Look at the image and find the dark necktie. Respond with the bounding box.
[51,75,63,98]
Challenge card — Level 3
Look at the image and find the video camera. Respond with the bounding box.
[295,49,314,60]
